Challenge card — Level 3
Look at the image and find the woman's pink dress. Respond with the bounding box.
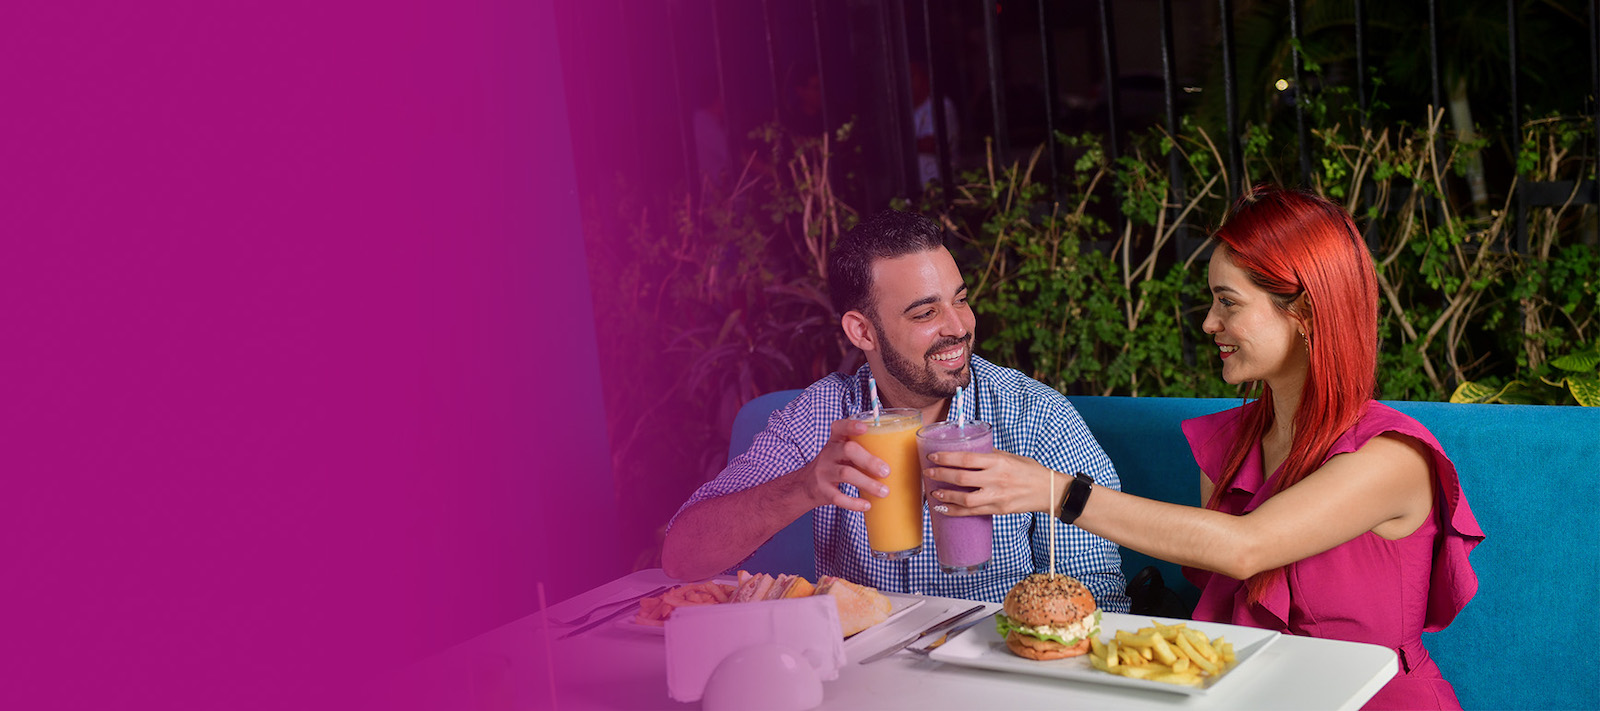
[1181,401,1484,711]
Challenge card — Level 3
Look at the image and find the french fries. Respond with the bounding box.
[1086,620,1239,687]
[634,581,737,626]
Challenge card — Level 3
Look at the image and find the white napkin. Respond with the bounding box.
[664,596,846,702]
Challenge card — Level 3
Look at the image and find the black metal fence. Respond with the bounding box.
[555,0,1599,255]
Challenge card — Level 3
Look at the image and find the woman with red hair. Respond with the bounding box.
[925,185,1483,709]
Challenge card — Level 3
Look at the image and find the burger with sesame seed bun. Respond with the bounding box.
[995,573,1102,660]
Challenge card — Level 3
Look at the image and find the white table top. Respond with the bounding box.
[387,569,1397,711]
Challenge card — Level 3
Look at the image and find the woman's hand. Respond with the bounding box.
[922,450,1063,516]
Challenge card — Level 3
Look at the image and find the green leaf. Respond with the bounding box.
[1449,380,1502,404]
[1568,375,1600,406]
[1497,379,1572,405]
[1551,350,1600,373]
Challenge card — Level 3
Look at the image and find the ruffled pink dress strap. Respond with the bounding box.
[1324,402,1485,630]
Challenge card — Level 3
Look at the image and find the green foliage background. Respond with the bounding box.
[588,103,1599,568]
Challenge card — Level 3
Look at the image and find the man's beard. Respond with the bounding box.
[872,320,972,400]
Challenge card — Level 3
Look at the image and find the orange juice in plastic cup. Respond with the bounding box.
[848,408,924,560]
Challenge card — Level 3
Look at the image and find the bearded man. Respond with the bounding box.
[662,210,1129,607]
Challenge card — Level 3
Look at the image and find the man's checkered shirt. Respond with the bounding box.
[671,355,1132,609]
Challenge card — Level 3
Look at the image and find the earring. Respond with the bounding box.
[1300,331,1310,349]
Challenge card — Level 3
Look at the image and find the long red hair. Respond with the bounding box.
[1203,186,1380,602]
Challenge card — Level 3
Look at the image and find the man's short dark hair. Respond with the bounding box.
[827,209,948,319]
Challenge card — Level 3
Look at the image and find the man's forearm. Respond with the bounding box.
[661,471,818,581]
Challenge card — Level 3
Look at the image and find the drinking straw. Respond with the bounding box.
[952,386,963,424]
[869,376,881,424]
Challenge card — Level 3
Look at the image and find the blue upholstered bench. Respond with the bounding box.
[726,390,1600,709]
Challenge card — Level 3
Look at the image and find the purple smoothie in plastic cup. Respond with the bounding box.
[916,420,994,574]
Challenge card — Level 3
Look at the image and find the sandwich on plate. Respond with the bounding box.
[733,571,817,602]
[812,575,892,637]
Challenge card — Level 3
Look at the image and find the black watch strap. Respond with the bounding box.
[1056,471,1095,525]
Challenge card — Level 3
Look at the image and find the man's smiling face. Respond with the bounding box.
[864,248,974,402]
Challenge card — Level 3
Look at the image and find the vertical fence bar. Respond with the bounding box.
[710,0,730,153]
[981,0,1010,160]
[1098,0,1122,168]
[896,0,922,197]
[1038,0,1061,187]
[1426,0,1448,233]
[811,0,831,138]
[1097,0,1123,256]
[1159,0,1184,244]
[1353,0,1380,251]
[1509,0,1528,254]
[615,0,647,196]
[922,0,954,202]
[1354,0,1369,125]
[880,1,918,197]
[1289,0,1312,186]
[1590,0,1600,208]
[761,0,782,124]
[1508,0,1520,163]
[1158,0,1196,367]
[1428,0,1443,112]
[1219,0,1242,199]
[1356,0,1382,251]
[666,0,697,202]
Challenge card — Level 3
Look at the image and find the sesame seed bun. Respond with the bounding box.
[1003,573,1096,627]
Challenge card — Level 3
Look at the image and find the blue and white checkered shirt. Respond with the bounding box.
[672,355,1131,610]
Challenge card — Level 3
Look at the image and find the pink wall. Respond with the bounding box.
[1,1,615,708]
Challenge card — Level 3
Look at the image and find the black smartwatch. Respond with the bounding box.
[1055,471,1095,525]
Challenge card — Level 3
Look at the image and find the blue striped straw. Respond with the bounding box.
[869,376,881,424]
[952,386,963,424]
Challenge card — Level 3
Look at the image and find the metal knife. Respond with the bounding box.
[908,611,998,654]
[859,603,988,664]
[556,597,652,640]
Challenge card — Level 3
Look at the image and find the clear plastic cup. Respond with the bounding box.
[916,420,994,574]
[848,409,924,560]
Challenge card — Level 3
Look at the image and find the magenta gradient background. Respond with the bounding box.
[3,2,623,709]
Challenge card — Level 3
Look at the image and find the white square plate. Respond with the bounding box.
[927,611,1279,696]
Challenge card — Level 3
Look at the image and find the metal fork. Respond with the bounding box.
[905,612,995,656]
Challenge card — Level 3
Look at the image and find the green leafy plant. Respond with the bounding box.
[584,124,861,569]
[1453,343,1600,405]
[588,86,1600,573]
[938,99,1597,405]
[933,130,1240,399]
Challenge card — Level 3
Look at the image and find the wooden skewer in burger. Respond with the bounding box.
[993,469,1100,660]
